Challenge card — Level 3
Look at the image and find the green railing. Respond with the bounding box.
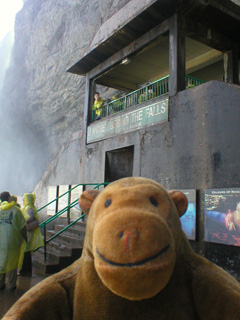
[37,183,109,261]
[185,75,205,88]
[91,75,205,121]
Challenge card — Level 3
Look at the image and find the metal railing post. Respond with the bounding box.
[44,225,47,262]
[55,186,59,215]
[67,185,71,225]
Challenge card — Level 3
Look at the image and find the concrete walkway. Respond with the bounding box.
[0,270,46,318]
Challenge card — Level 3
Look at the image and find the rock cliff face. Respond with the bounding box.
[0,0,130,194]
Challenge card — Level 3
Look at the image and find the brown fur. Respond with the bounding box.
[3,177,240,319]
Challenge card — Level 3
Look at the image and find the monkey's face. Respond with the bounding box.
[80,178,187,301]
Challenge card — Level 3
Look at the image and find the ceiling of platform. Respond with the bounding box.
[95,36,223,91]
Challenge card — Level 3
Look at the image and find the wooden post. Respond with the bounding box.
[224,43,239,85]
[169,14,186,96]
[83,75,92,146]
[44,225,47,262]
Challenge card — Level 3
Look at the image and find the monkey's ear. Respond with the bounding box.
[169,190,188,218]
[78,189,100,215]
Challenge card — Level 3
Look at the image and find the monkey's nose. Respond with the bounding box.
[119,228,140,258]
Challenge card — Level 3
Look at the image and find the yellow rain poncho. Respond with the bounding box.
[22,193,44,252]
[0,201,26,274]
[92,97,104,116]
[12,195,21,208]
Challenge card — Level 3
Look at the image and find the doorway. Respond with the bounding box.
[105,146,134,182]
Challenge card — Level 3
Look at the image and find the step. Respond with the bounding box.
[38,241,83,259]
[33,249,59,265]
[42,241,73,256]
[32,220,86,275]
[35,245,81,262]
[51,241,73,255]
[54,224,86,238]
[32,252,60,275]
[33,248,83,275]
[57,233,84,248]
[46,231,84,249]
[55,217,87,227]
[32,255,62,275]
[74,220,87,229]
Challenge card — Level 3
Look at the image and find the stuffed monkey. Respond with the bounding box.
[3,177,240,319]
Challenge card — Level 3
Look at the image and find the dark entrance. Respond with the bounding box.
[105,146,134,182]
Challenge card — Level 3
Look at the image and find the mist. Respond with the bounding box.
[0,95,51,195]
[0,32,14,91]
[0,38,51,196]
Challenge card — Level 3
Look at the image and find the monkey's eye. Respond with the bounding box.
[105,198,112,208]
[150,197,158,207]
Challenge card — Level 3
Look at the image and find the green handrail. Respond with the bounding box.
[37,182,109,261]
[46,213,85,244]
[91,74,204,121]
[185,75,205,88]
[37,183,106,213]
[39,199,78,228]
[38,183,108,227]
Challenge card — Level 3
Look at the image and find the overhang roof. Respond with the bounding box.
[95,36,223,91]
[67,0,240,76]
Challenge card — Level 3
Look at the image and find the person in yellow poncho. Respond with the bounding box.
[0,191,27,290]
[92,92,104,120]
[19,193,44,276]
[12,195,21,208]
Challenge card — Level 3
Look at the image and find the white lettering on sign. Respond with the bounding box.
[131,110,143,123]
[87,98,169,143]
[145,102,167,118]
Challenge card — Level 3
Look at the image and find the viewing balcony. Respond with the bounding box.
[91,75,205,122]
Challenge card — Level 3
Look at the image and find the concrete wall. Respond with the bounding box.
[82,80,240,191]
[80,80,240,278]
[142,80,240,190]
[35,80,240,278]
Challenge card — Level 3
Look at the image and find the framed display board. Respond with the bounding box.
[180,189,196,240]
[204,188,240,246]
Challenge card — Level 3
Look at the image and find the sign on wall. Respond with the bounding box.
[87,98,169,143]
[180,189,196,240]
[204,188,240,246]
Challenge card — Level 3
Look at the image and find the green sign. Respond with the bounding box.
[87,98,169,143]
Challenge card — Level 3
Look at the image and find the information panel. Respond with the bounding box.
[204,188,240,246]
[180,189,196,240]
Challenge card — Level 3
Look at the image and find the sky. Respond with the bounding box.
[0,0,23,42]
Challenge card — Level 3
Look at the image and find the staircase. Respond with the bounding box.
[32,220,86,275]
[33,182,108,275]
